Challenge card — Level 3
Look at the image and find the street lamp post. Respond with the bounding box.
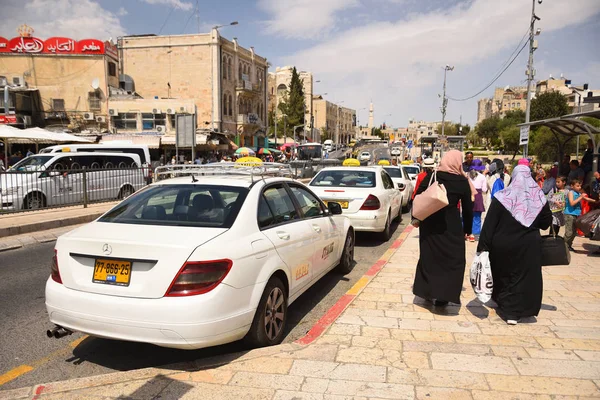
[440,65,454,139]
[572,83,589,158]
[524,0,541,158]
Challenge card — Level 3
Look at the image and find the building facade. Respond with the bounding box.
[119,30,268,147]
[476,86,529,123]
[313,96,356,144]
[0,25,119,131]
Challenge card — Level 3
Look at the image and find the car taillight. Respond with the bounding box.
[51,249,62,284]
[360,194,381,210]
[165,259,232,297]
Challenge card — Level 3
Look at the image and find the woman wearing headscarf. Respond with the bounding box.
[487,158,509,198]
[468,159,487,241]
[413,150,474,306]
[477,165,552,325]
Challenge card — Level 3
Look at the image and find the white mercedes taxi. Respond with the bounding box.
[45,164,354,350]
[308,166,402,240]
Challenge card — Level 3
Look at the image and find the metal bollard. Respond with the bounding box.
[82,167,88,208]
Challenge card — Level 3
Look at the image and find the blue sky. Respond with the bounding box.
[2,0,600,128]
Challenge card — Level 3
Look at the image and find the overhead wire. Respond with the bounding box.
[448,28,531,102]
[181,3,199,34]
[158,6,176,35]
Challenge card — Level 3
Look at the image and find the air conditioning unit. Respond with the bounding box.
[96,116,107,123]
[0,76,8,87]
[83,112,95,120]
[152,108,162,114]
[178,106,187,113]
[166,108,175,115]
[156,125,166,133]
[108,109,118,116]
[12,76,25,86]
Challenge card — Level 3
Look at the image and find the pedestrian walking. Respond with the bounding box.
[487,158,509,198]
[564,179,592,251]
[477,165,552,325]
[468,159,487,240]
[411,158,435,201]
[412,150,474,306]
[547,176,567,235]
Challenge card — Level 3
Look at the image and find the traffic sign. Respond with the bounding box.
[407,140,413,149]
[519,125,530,146]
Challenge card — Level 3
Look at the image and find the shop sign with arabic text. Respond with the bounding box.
[0,36,116,58]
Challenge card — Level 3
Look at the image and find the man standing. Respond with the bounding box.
[560,154,571,176]
[568,160,585,184]
[581,139,594,175]
[462,151,474,172]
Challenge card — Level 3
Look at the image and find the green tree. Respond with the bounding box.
[530,91,569,121]
[372,127,383,139]
[475,116,500,146]
[500,126,521,160]
[277,67,305,130]
[320,127,330,141]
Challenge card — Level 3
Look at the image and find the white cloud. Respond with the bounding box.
[142,0,194,11]
[0,0,127,40]
[259,0,360,39]
[280,0,600,125]
[117,7,128,17]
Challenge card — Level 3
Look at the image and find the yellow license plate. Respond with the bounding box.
[93,259,132,286]
[325,200,349,209]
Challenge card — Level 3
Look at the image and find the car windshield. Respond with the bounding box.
[98,184,249,228]
[311,170,376,188]
[8,155,52,172]
[403,166,420,175]
[383,167,402,178]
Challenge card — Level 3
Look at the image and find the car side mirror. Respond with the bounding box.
[327,202,343,215]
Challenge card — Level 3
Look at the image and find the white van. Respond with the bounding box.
[1,152,144,210]
[39,144,152,183]
[323,139,333,152]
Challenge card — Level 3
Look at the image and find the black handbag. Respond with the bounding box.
[541,226,571,266]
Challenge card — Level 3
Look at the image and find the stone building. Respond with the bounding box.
[476,86,529,123]
[0,25,119,131]
[312,96,356,144]
[119,30,268,147]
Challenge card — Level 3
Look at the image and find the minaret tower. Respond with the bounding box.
[368,102,374,129]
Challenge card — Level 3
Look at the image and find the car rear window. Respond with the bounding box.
[98,184,248,228]
[383,167,402,178]
[403,166,420,175]
[310,170,376,188]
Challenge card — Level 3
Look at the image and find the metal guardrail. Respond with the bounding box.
[0,166,147,214]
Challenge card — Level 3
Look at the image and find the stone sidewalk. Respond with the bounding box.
[1,227,600,399]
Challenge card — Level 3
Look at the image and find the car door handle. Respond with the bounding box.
[312,225,322,233]
[276,231,290,240]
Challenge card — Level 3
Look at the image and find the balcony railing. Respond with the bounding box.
[235,80,261,93]
[237,113,262,126]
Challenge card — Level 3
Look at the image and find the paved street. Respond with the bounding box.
[0,216,408,390]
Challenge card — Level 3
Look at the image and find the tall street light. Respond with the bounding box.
[440,65,454,140]
[523,0,541,158]
[211,21,238,135]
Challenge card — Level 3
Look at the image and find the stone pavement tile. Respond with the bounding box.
[512,357,600,379]
[390,330,416,341]
[430,320,481,334]
[324,379,414,400]
[560,310,600,320]
[485,374,600,396]
[350,300,378,310]
[289,360,337,378]
[344,308,385,317]
[361,316,399,329]
[362,326,391,338]
[551,318,600,327]
[274,344,340,362]
[417,369,489,390]
[410,331,455,343]
[274,390,324,400]
[229,371,304,390]
[490,346,529,358]
[550,326,600,339]
[557,290,597,298]
[323,396,368,400]
[430,353,517,375]
[402,311,435,320]
[376,302,415,312]
[454,333,540,347]
[315,335,352,346]
[337,314,366,325]
[186,369,234,384]
[335,346,401,367]
[403,341,492,356]
[290,359,388,383]
[524,348,581,360]
[177,382,274,400]
[535,337,600,351]
[0,387,30,400]
[471,390,552,400]
[401,352,430,369]
[302,377,330,393]
[415,386,473,400]
[218,356,293,374]
[329,323,362,336]
[477,324,556,338]
[351,335,379,348]
[386,367,420,384]
[377,338,404,351]
[570,303,600,312]
[574,350,600,361]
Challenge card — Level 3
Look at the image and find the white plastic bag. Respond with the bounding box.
[470,251,493,303]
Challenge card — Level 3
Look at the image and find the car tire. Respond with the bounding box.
[394,204,402,222]
[118,185,135,199]
[245,276,288,348]
[337,230,355,274]
[380,211,391,241]
[402,198,412,214]
[24,192,46,210]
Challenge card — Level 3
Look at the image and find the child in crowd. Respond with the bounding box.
[564,179,595,251]
[547,176,567,235]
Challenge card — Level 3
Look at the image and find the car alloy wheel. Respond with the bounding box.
[337,231,354,274]
[245,275,288,348]
[264,287,285,340]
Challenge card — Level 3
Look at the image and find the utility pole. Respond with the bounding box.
[524,0,541,158]
[440,65,454,139]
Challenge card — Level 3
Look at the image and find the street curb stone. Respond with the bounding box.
[0,213,104,238]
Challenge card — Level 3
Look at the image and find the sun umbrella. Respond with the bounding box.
[235,156,263,167]
[235,147,256,156]
[343,158,361,166]
[257,148,271,155]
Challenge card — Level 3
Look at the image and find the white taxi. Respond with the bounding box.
[308,166,402,240]
[45,164,354,350]
[382,166,414,212]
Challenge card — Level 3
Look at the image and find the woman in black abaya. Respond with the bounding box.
[413,150,474,306]
[477,165,552,325]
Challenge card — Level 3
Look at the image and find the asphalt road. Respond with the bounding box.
[0,216,408,390]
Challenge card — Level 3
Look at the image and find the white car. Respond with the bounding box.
[383,166,414,212]
[45,165,354,350]
[390,147,402,156]
[359,151,371,162]
[402,164,421,181]
[308,166,402,240]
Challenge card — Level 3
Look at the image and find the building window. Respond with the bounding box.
[142,113,166,130]
[113,112,137,130]
[88,91,101,110]
[238,64,242,81]
[223,93,228,116]
[108,62,117,77]
[52,99,65,111]
[168,114,176,129]
[228,95,233,116]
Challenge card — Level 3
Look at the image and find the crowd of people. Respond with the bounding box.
[411,149,600,326]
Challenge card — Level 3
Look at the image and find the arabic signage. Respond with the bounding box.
[0,36,117,58]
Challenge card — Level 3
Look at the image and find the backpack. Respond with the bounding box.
[491,177,505,198]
